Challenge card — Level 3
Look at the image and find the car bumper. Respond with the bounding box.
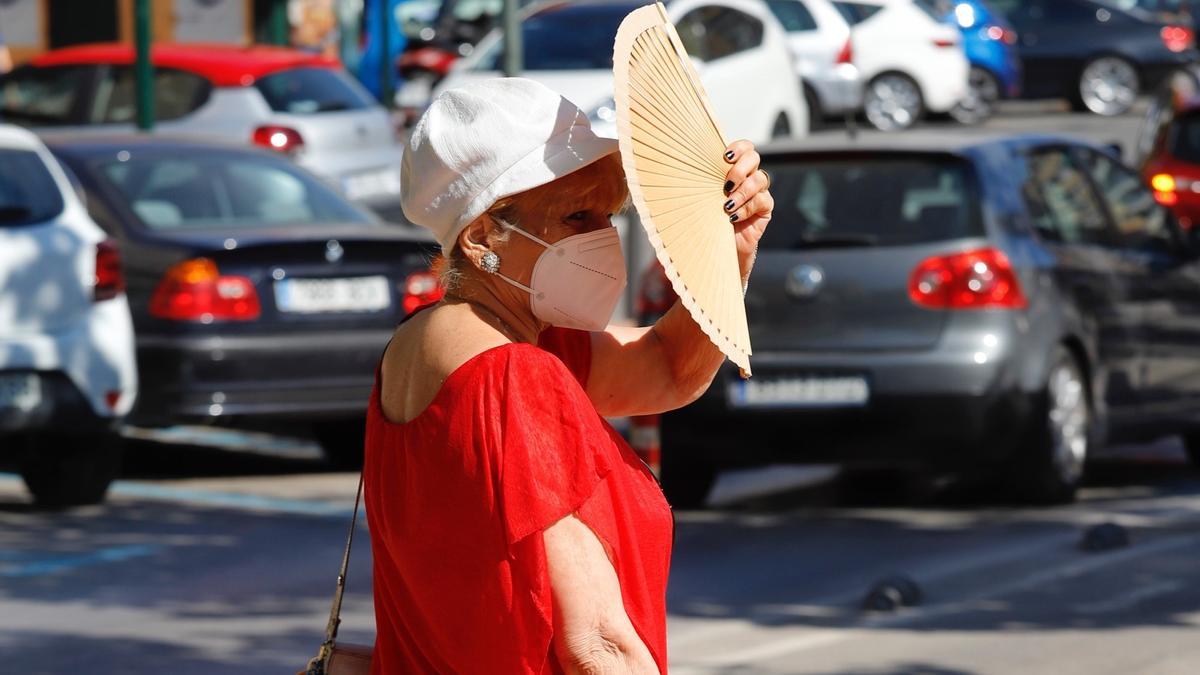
[664,346,1034,468]
[807,65,864,116]
[913,53,970,113]
[0,371,118,436]
[130,329,393,424]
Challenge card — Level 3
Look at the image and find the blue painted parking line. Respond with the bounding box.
[0,543,164,578]
[0,472,362,519]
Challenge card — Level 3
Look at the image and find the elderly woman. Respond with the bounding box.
[365,79,773,674]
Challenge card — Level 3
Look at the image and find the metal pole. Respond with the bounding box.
[270,0,289,46]
[380,0,393,106]
[502,0,521,77]
[134,0,154,132]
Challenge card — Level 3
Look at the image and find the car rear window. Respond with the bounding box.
[831,1,885,24]
[0,149,65,226]
[758,156,983,249]
[0,65,93,126]
[254,67,375,114]
[95,152,375,231]
[1167,112,1200,163]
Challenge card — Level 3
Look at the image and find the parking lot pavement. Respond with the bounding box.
[1,432,1199,674]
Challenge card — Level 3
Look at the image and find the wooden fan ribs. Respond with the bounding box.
[613,2,752,375]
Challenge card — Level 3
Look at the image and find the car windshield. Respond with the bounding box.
[473,3,637,70]
[254,67,375,114]
[758,157,983,249]
[0,149,65,226]
[1167,112,1200,163]
[0,65,93,126]
[95,151,376,231]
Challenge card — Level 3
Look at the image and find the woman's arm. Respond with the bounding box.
[586,140,774,418]
[544,515,658,674]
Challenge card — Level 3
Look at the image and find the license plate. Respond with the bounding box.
[0,373,42,412]
[342,167,402,201]
[727,374,869,409]
[274,276,391,314]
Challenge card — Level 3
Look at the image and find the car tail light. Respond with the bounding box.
[1162,26,1194,53]
[909,248,1026,310]
[150,258,261,322]
[637,261,676,321]
[835,38,853,65]
[933,37,958,48]
[252,125,305,154]
[1151,173,1179,205]
[403,270,444,314]
[94,240,125,302]
[984,25,1018,45]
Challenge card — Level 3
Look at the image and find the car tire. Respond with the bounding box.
[1072,56,1139,116]
[863,72,924,131]
[1006,347,1090,504]
[949,67,1000,126]
[803,85,825,133]
[312,418,366,469]
[659,415,717,509]
[19,431,123,508]
[770,112,792,140]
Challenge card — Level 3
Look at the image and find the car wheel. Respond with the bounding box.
[19,431,123,508]
[949,67,1000,126]
[864,73,924,131]
[1074,56,1139,116]
[312,418,366,469]
[770,112,792,140]
[1008,348,1090,504]
[659,415,717,509]
[803,85,825,132]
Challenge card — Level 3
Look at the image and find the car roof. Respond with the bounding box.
[29,43,340,87]
[40,132,275,159]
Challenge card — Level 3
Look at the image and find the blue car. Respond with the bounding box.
[939,0,1023,123]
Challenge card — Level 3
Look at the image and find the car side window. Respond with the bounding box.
[0,64,94,126]
[94,67,212,124]
[1023,149,1111,245]
[677,7,764,62]
[765,0,818,32]
[1080,149,1175,253]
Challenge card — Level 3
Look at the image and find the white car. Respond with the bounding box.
[437,0,809,144]
[765,0,862,127]
[0,125,137,507]
[834,0,969,130]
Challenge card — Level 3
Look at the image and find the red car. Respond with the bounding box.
[1141,92,1200,229]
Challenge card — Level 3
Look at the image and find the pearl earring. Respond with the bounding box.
[481,251,501,274]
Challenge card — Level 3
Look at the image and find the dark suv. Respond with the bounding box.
[659,135,1200,506]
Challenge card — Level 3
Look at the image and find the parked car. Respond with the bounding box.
[655,135,1200,507]
[0,125,137,507]
[989,0,1198,115]
[764,0,862,130]
[1096,0,1197,30]
[1138,85,1200,227]
[937,0,1023,124]
[436,0,809,144]
[0,43,406,221]
[43,135,440,467]
[830,0,970,130]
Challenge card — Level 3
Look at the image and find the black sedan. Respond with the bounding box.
[45,136,439,465]
[990,0,1199,114]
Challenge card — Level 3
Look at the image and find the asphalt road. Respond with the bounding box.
[4,102,1198,675]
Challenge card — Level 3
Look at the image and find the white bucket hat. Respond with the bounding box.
[400,78,619,255]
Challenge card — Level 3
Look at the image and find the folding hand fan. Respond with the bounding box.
[613,1,753,377]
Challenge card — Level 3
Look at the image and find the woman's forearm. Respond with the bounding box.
[650,248,758,407]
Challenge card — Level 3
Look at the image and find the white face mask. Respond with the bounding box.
[492,221,628,331]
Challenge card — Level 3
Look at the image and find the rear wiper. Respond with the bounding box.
[790,234,878,249]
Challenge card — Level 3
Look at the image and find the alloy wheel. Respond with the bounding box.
[1079,57,1138,116]
[949,67,1000,125]
[1047,362,1089,487]
[864,74,922,131]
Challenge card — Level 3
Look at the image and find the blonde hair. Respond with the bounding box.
[435,154,629,291]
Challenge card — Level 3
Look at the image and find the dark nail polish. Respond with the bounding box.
[724,180,734,194]
[729,213,739,223]
[725,151,735,160]
[724,199,735,211]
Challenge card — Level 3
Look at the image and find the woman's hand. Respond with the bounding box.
[722,140,773,278]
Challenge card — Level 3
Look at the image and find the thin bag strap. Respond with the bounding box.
[311,472,365,670]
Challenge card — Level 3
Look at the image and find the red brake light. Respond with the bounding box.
[835,38,853,65]
[1162,26,1194,53]
[933,38,958,48]
[909,248,1026,310]
[1151,173,1179,205]
[149,258,261,322]
[984,25,1018,45]
[403,271,445,314]
[252,125,305,154]
[94,240,125,302]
